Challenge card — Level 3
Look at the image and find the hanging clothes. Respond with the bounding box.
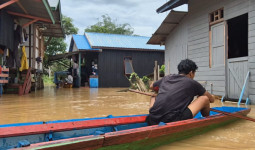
[19,46,28,71]
[13,25,22,68]
[6,50,14,67]
[0,10,14,51]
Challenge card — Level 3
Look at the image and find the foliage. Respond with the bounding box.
[42,75,54,85]
[129,72,150,91]
[159,65,165,75]
[142,76,150,89]
[129,72,139,83]
[85,15,134,35]
[50,59,70,73]
[62,16,79,35]
[142,76,150,84]
[44,38,67,56]
[44,16,78,70]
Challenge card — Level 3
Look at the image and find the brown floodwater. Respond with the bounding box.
[0,86,254,150]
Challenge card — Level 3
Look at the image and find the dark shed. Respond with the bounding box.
[69,32,165,87]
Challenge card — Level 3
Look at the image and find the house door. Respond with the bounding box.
[227,14,248,100]
[227,58,248,99]
[211,22,225,68]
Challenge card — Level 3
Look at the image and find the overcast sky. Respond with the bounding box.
[60,0,187,47]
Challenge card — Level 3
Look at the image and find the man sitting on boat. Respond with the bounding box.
[146,59,215,125]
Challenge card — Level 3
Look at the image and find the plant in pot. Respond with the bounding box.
[159,65,165,77]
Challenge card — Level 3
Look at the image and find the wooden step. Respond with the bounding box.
[0,74,8,77]
[5,89,19,94]
[0,80,8,84]
[7,84,22,88]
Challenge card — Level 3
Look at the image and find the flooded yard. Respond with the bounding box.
[0,86,254,150]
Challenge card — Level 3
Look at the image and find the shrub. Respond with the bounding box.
[159,65,165,75]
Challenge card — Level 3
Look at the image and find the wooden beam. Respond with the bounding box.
[29,25,31,67]
[7,11,52,23]
[16,1,28,14]
[22,19,39,28]
[0,0,18,10]
[210,108,255,122]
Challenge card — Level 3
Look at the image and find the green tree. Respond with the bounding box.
[62,16,79,35]
[85,15,134,35]
[44,16,78,69]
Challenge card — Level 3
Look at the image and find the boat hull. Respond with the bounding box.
[0,107,250,150]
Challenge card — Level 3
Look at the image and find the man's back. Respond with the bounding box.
[149,74,205,124]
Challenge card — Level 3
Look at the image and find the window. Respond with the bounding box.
[124,57,134,75]
[209,8,224,25]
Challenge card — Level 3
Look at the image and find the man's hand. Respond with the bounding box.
[150,82,159,92]
[149,82,154,89]
[203,91,215,103]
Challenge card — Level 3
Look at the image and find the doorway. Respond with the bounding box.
[227,13,248,100]
[81,52,98,87]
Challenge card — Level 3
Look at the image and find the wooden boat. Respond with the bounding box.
[0,106,250,150]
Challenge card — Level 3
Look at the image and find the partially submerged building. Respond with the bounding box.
[148,0,255,104]
[0,0,64,95]
[69,32,165,87]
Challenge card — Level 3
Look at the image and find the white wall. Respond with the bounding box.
[165,18,188,75]
[164,0,255,103]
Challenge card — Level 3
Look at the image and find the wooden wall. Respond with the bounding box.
[165,18,188,74]
[249,0,255,102]
[98,49,164,87]
[164,0,255,103]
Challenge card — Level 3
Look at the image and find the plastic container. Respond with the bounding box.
[89,77,98,88]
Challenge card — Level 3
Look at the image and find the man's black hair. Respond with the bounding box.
[177,59,198,75]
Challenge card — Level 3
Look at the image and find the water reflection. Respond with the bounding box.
[0,86,254,149]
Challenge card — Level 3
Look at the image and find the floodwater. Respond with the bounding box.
[0,86,254,150]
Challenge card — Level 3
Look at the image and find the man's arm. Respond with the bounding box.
[149,82,154,89]
[203,91,215,103]
[150,79,163,92]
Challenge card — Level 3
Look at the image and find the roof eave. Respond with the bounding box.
[42,0,55,24]
[157,0,189,13]
[91,46,165,52]
[147,10,188,45]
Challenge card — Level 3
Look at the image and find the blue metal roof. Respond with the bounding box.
[70,35,100,51]
[85,32,165,51]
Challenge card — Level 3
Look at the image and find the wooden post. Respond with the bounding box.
[48,67,51,77]
[29,25,31,67]
[158,65,160,80]
[168,60,170,75]
[154,61,157,81]
[78,52,81,87]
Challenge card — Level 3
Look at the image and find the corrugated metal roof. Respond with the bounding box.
[85,32,165,51]
[1,0,52,20]
[41,0,65,37]
[147,10,187,45]
[48,0,59,10]
[72,35,100,51]
[0,0,64,37]
[157,0,189,13]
